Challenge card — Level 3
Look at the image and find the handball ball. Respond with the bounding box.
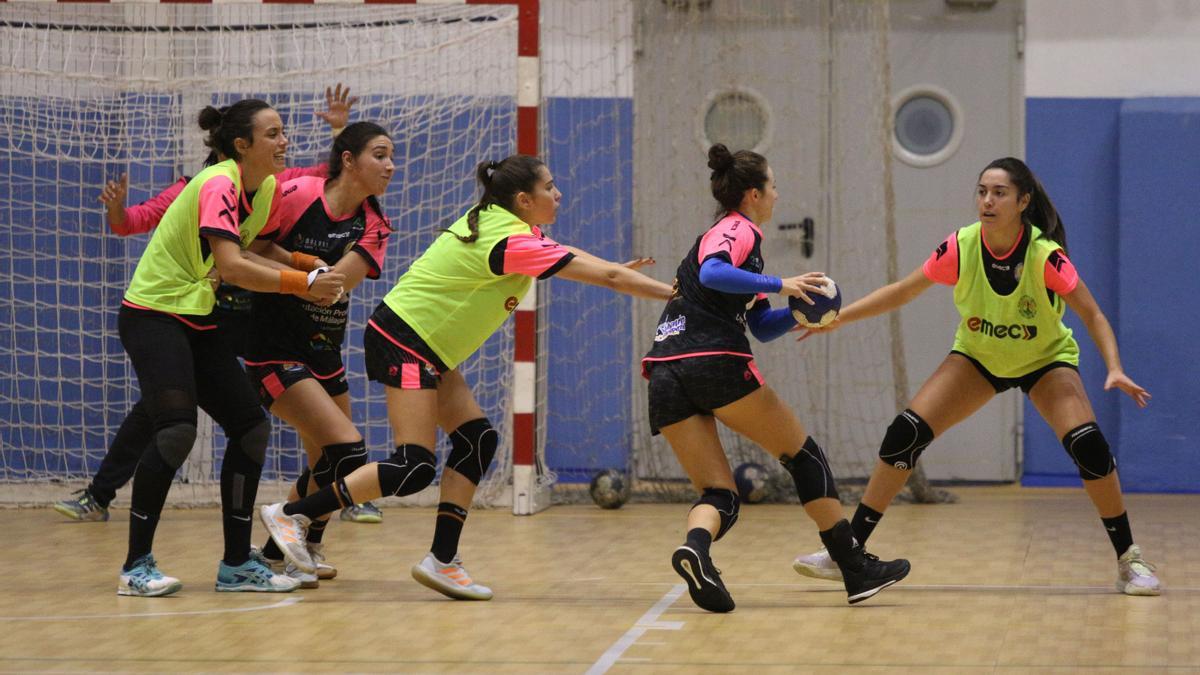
[589,469,631,509]
[789,276,841,328]
[734,462,769,504]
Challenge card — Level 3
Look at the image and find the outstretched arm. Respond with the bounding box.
[556,247,672,300]
[1063,278,1151,408]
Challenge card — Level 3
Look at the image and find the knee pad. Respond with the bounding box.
[692,487,740,541]
[878,409,934,470]
[1063,422,1115,480]
[780,436,839,504]
[150,422,198,471]
[377,444,437,497]
[228,418,270,466]
[446,418,498,486]
[323,440,368,483]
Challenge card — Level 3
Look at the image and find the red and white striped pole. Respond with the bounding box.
[499,0,548,515]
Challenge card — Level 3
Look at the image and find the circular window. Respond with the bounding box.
[696,87,773,155]
[892,85,964,168]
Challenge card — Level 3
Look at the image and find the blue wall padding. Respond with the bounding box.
[543,97,635,482]
[1113,98,1200,492]
[1024,97,1199,493]
[1023,98,1123,486]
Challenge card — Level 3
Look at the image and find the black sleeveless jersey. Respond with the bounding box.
[644,214,766,361]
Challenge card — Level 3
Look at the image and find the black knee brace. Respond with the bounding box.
[146,422,198,472]
[377,444,437,497]
[1063,422,1116,480]
[692,487,740,541]
[233,418,270,466]
[446,418,498,486]
[878,409,934,471]
[323,440,369,483]
[780,436,840,504]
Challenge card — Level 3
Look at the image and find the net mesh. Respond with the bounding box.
[0,3,521,506]
[613,0,928,504]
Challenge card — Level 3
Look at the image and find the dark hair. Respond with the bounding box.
[980,157,1067,254]
[447,154,546,243]
[707,143,769,217]
[327,121,394,233]
[198,99,273,163]
[327,121,391,181]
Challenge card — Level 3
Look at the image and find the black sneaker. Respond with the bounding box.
[840,550,910,604]
[671,545,735,613]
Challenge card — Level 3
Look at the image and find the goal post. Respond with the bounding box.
[0,0,553,512]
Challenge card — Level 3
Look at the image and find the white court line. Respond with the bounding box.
[586,583,686,675]
[0,595,301,622]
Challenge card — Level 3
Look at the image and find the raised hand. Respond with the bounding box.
[1104,370,1151,408]
[316,83,358,131]
[98,173,129,226]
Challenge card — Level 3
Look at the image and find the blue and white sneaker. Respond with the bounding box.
[118,554,182,597]
[215,556,300,592]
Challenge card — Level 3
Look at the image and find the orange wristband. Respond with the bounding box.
[280,269,309,295]
[291,251,320,271]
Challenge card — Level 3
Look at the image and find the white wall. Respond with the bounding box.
[1027,0,1200,97]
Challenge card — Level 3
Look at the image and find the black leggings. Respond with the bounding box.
[118,305,265,565]
[119,305,262,436]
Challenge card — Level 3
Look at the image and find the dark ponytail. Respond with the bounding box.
[981,157,1067,255]
[447,154,545,243]
[198,99,273,163]
[707,143,769,218]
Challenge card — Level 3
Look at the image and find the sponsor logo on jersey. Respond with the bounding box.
[654,315,687,342]
[966,316,1037,340]
[505,296,519,312]
[1017,294,1037,320]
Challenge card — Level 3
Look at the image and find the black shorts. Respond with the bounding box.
[951,350,1078,394]
[364,303,448,391]
[246,360,349,409]
[645,354,763,435]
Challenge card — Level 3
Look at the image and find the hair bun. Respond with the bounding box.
[197,105,225,132]
[707,143,734,172]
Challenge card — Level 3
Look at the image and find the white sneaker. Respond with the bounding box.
[250,545,317,589]
[792,547,843,581]
[308,542,337,580]
[118,554,183,597]
[411,552,493,601]
[1116,544,1161,596]
[258,503,315,573]
[284,562,319,589]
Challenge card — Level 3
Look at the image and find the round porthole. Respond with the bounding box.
[892,85,964,168]
[696,87,773,155]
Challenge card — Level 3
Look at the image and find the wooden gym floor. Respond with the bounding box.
[0,485,1196,673]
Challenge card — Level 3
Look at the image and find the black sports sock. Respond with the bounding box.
[850,504,884,545]
[307,518,328,544]
[124,459,175,570]
[261,538,284,561]
[685,528,713,556]
[283,479,353,520]
[431,503,469,563]
[1102,511,1134,558]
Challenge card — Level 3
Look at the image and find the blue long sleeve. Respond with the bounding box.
[698,257,783,294]
[746,301,798,342]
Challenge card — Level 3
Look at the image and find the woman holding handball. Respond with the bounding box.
[642,143,910,613]
[792,157,1160,596]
